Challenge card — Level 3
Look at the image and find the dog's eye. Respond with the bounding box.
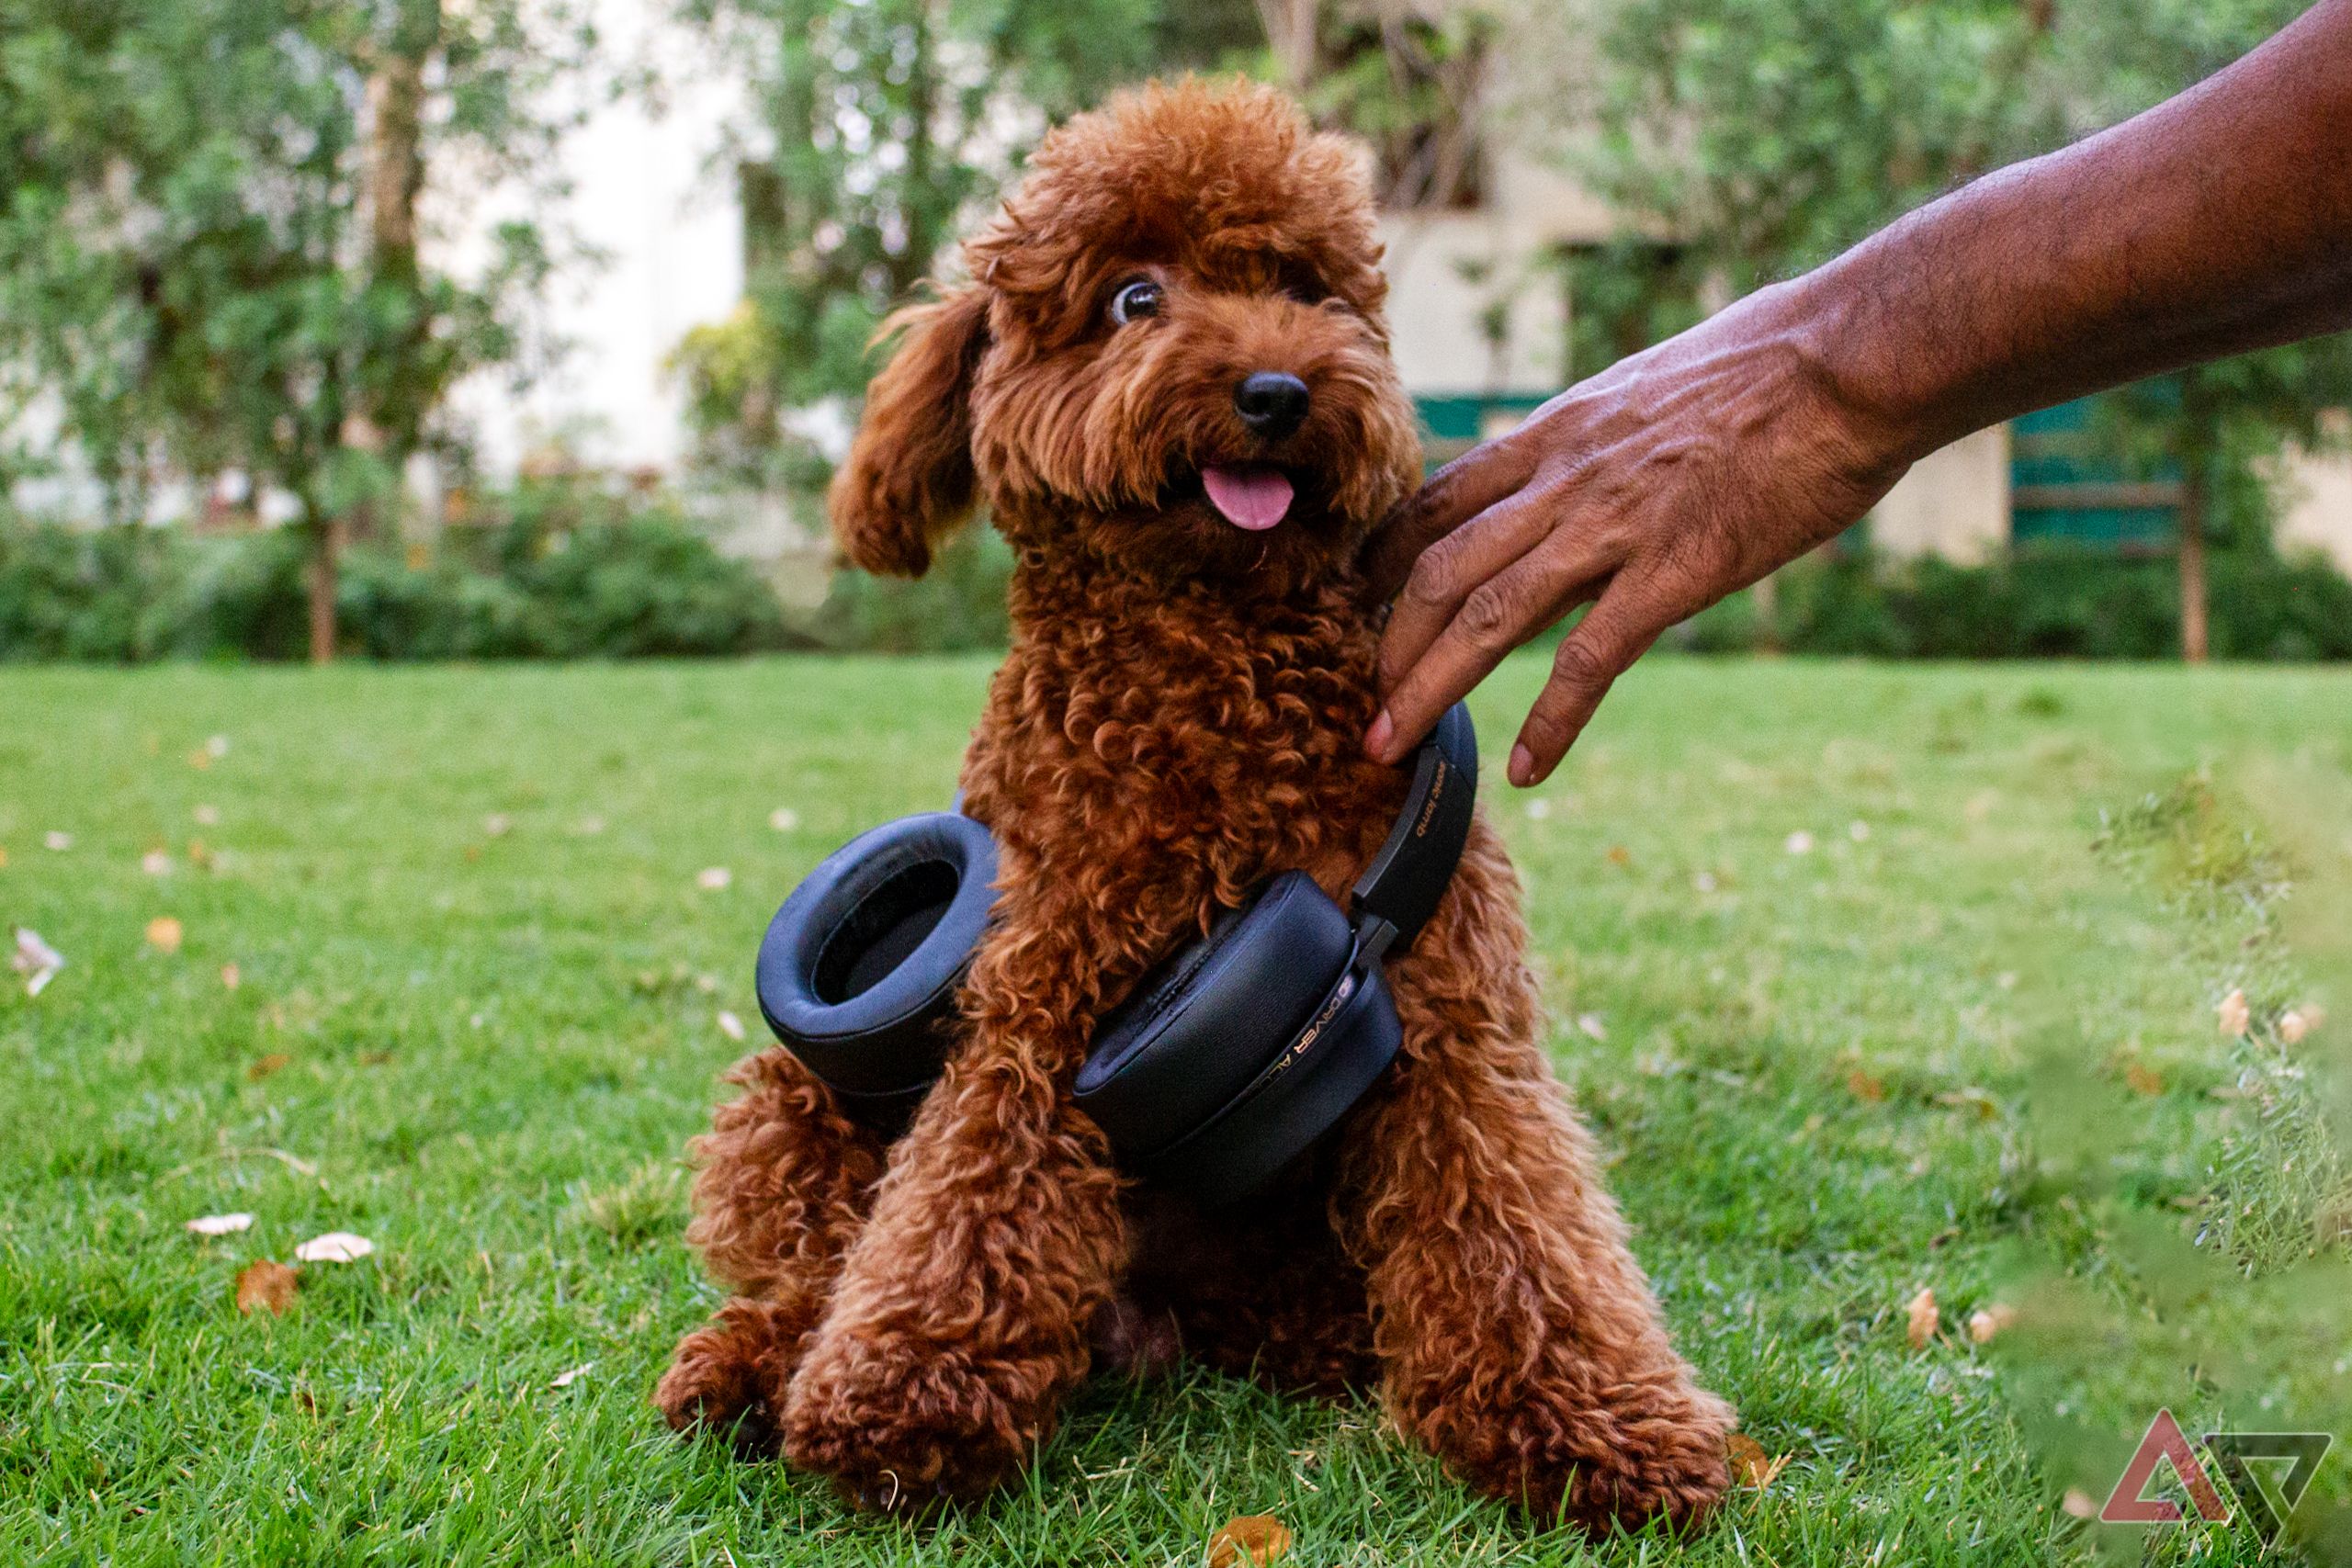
[1109,278,1162,325]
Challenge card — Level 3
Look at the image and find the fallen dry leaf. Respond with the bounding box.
[246,1053,290,1080]
[717,1010,746,1042]
[236,1259,299,1315]
[294,1232,375,1264]
[1848,1068,1888,1103]
[145,916,183,953]
[13,927,64,997]
[187,748,211,771]
[696,866,733,891]
[1726,1431,1791,1489]
[2061,1488,2098,1519]
[769,807,799,833]
[0,843,9,868]
[1605,844,1632,867]
[187,839,212,869]
[2217,988,2249,1039]
[2122,1060,2165,1096]
[549,1363,593,1390]
[1967,1303,2018,1344]
[1206,1514,1293,1568]
[187,1212,255,1237]
[221,964,241,991]
[1934,1088,1999,1120]
[1905,1287,1939,1348]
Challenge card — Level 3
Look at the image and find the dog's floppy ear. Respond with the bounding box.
[827,287,989,578]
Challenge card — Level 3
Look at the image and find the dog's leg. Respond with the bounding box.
[654,1047,889,1450]
[1336,830,1735,1533]
[779,912,1125,1509]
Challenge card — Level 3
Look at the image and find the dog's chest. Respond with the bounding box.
[967,587,1401,947]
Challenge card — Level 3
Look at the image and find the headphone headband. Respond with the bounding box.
[1348,702,1476,947]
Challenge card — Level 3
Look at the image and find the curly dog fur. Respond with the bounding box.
[656,77,1734,1530]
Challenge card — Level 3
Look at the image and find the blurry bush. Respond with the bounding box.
[0,519,192,661]
[1670,546,2352,661]
[797,527,1013,654]
[0,478,797,662]
[15,487,2351,663]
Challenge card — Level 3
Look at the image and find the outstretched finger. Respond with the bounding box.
[1509,582,1669,787]
[1375,485,1564,702]
[1358,436,1536,603]
[1369,533,1611,765]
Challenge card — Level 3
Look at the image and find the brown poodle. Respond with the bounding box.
[655,77,1735,1531]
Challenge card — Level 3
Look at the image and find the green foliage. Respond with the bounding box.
[802,525,1014,652]
[1673,546,2352,661]
[667,0,1169,487]
[1572,0,2352,536]
[0,0,591,651]
[1577,0,2058,295]
[0,482,793,661]
[0,522,189,660]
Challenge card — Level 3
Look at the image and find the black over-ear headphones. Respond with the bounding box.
[754,704,1476,1204]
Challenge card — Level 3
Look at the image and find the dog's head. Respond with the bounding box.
[829,78,1420,589]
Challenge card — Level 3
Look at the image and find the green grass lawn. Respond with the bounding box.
[3,655,2348,1566]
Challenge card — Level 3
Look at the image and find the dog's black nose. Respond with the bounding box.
[1234,371,1310,441]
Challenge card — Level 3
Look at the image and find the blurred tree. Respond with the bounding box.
[1565,0,2352,660]
[2041,0,2352,661]
[0,0,591,660]
[669,0,1212,489]
[1258,1,1496,210]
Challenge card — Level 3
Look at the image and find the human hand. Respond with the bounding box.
[1361,279,1919,785]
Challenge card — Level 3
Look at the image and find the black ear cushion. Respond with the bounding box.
[1073,870,1354,1157]
[754,812,999,1100]
[1139,947,1403,1206]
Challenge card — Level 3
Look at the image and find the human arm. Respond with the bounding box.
[1363,0,2352,785]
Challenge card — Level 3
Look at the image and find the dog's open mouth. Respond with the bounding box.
[1166,465,1298,533]
[1198,464,1293,531]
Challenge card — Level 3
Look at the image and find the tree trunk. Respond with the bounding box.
[366,7,431,283]
[2177,463,2209,664]
[1254,0,1323,92]
[307,517,339,665]
[354,3,435,547]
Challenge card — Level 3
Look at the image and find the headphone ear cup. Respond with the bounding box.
[754,812,999,1111]
[1145,949,1402,1206]
[1074,870,1354,1156]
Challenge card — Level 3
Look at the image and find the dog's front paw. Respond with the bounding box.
[654,1299,808,1455]
[1419,1369,1735,1534]
[781,1334,1054,1510]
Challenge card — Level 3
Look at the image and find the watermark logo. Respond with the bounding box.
[2098,1408,2332,1543]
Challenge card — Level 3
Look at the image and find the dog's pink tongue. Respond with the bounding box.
[1201,465,1293,531]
